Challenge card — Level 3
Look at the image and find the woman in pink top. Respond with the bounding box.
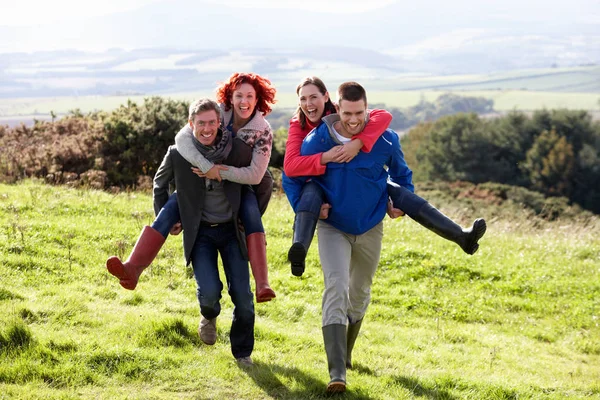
[283,76,487,277]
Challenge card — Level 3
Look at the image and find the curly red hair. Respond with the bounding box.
[216,72,277,115]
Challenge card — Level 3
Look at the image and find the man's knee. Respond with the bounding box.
[229,287,254,313]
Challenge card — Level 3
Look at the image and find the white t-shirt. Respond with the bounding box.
[331,124,352,144]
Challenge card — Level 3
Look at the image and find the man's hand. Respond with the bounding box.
[170,222,183,235]
[319,203,332,219]
[386,198,405,219]
[191,165,228,181]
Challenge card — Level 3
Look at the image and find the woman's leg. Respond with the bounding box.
[288,180,324,277]
[106,192,180,290]
[387,181,486,254]
[239,187,276,303]
[151,192,181,237]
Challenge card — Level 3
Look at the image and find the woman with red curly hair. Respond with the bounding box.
[106,73,277,307]
[175,72,277,303]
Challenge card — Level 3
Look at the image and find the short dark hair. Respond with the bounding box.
[188,98,221,121]
[337,82,367,105]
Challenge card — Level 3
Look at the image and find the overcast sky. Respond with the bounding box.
[0,0,597,53]
[0,0,397,26]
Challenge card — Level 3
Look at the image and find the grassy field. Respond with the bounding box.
[0,180,599,399]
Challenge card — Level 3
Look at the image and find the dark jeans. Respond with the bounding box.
[296,180,324,217]
[239,187,264,235]
[151,189,264,237]
[191,222,255,359]
[151,192,180,237]
[294,180,427,219]
[386,181,426,216]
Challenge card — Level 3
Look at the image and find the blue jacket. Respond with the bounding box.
[282,114,414,235]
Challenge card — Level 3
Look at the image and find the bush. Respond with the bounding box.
[270,127,288,169]
[403,109,600,214]
[100,97,188,187]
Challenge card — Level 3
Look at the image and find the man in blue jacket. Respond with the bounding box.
[284,82,414,393]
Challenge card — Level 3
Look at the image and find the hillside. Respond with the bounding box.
[0,180,598,399]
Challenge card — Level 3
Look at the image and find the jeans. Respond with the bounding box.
[151,192,180,237]
[152,189,264,237]
[386,181,426,217]
[239,187,264,235]
[296,180,324,217]
[190,222,255,359]
[293,180,427,220]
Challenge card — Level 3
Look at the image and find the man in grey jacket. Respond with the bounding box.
[153,98,255,366]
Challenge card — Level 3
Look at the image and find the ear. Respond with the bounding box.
[334,103,340,113]
[189,119,194,129]
[324,91,330,103]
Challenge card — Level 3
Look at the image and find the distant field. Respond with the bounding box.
[1,90,599,127]
[1,65,599,126]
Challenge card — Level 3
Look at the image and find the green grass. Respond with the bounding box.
[0,180,599,399]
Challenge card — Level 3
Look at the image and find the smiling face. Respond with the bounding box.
[189,109,220,146]
[231,82,258,122]
[298,83,329,124]
[337,99,367,137]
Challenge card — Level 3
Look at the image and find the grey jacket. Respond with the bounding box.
[153,137,256,264]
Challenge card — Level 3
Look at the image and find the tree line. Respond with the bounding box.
[1,96,598,214]
[402,109,600,214]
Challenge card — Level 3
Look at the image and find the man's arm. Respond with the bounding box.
[386,131,414,192]
[153,147,175,216]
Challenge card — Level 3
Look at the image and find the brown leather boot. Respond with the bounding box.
[246,232,276,303]
[106,226,166,290]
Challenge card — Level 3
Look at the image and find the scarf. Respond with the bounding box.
[190,128,233,190]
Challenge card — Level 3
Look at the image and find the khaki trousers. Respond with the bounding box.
[317,220,383,326]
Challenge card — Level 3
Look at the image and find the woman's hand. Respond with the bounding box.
[320,139,363,165]
[191,165,228,181]
[336,139,362,163]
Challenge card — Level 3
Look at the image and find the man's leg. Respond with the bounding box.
[318,221,353,327]
[317,221,352,392]
[220,224,255,361]
[347,221,383,322]
[346,221,384,369]
[191,228,222,344]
